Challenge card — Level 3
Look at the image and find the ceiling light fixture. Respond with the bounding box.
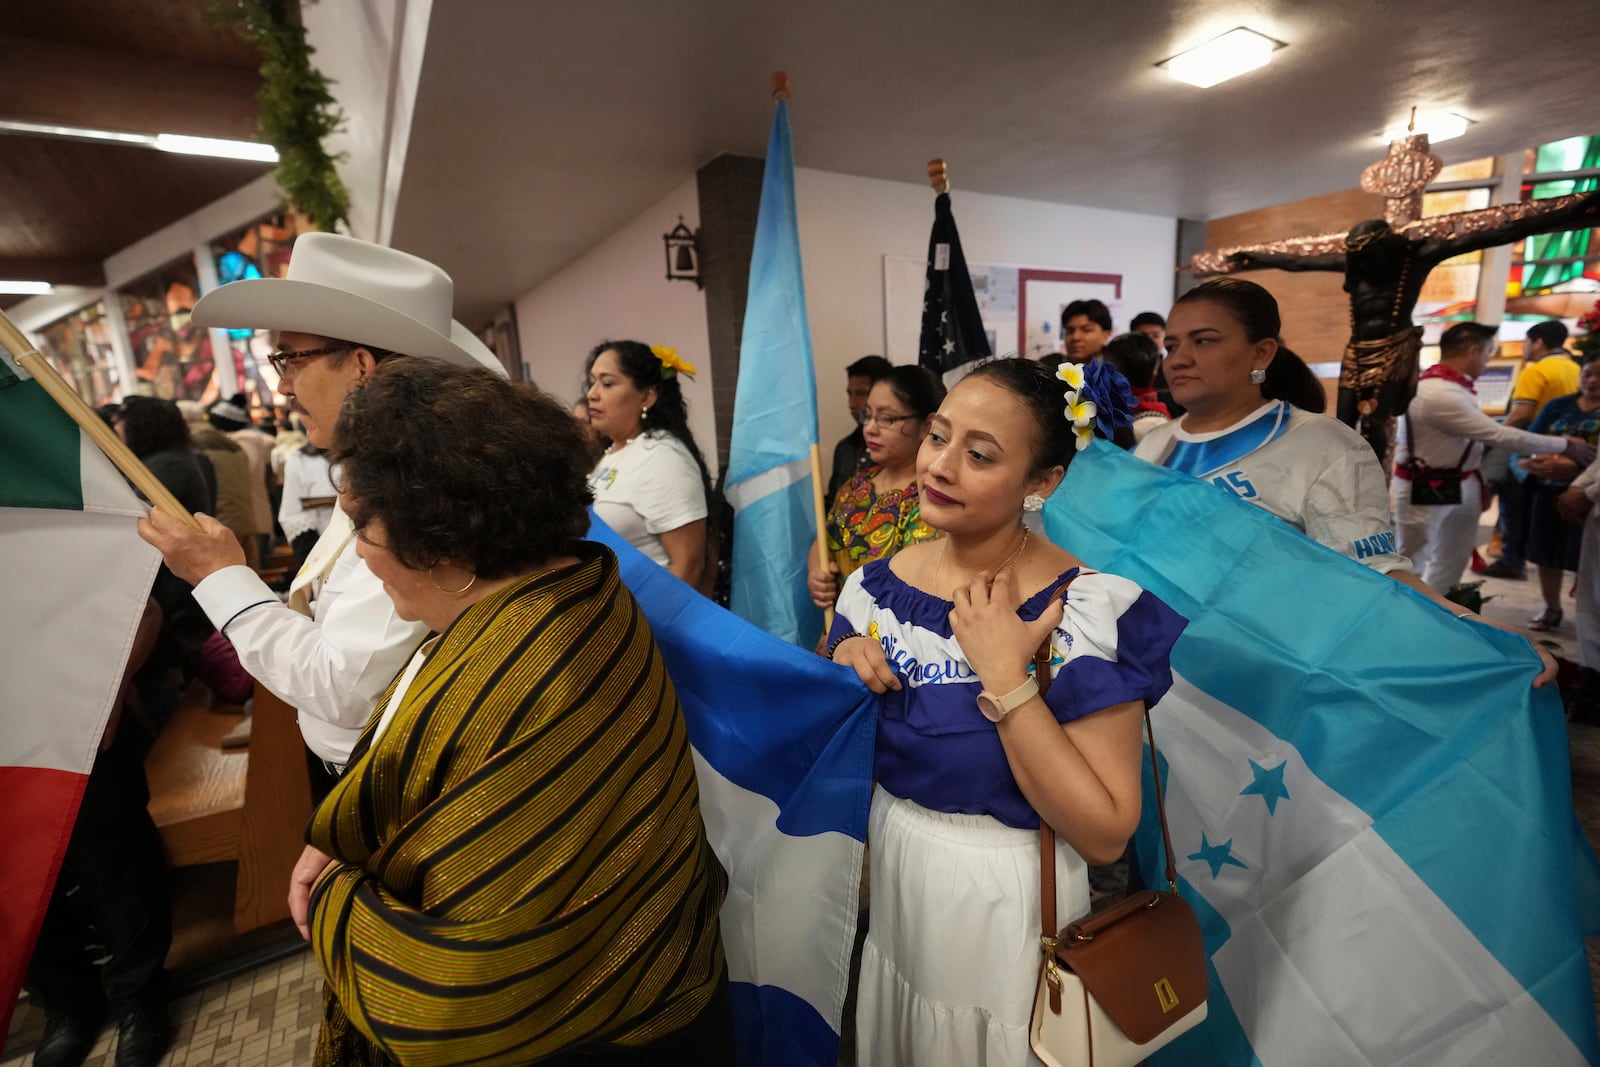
[1161,27,1282,89]
[0,120,278,163]
[0,281,54,296]
[1382,111,1471,144]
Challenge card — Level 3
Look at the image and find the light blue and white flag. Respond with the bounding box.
[1047,442,1600,1066]
[725,97,823,647]
[587,514,874,1067]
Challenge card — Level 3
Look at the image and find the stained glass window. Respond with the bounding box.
[35,302,123,407]
[117,254,218,404]
[1511,134,1599,304]
[210,210,310,417]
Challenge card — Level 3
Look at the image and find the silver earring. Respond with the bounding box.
[1249,368,1266,385]
[1023,494,1045,512]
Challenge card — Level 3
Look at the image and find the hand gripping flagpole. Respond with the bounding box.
[0,309,200,528]
[772,69,836,635]
[928,157,950,195]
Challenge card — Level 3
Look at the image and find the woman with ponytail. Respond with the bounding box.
[585,340,713,586]
[1136,277,1557,686]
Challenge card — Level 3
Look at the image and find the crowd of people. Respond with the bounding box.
[29,227,1598,1067]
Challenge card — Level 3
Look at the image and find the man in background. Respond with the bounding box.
[1061,298,1113,363]
[1483,320,1581,578]
[1130,311,1166,347]
[827,354,892,505]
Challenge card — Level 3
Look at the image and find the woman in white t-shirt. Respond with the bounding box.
[584,340,711,585]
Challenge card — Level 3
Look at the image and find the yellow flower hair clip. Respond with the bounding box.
[650,344,697,380]
[1055,362,1086,391]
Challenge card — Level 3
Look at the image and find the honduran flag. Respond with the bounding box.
[587,514,875,1067]
[0,348,161,1042]
[1047,441,1600,1065]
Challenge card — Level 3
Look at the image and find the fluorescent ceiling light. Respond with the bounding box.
[154,133,279,163]
[1382,111,1471,144]
[0,281,53,295]
[1162,28,1280,89]
[0,120,277,163]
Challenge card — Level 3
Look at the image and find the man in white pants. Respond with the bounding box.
[137,234,506,801]
[1392,322,1591,590]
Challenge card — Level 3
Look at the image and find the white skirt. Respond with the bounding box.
[856,785,1091,1067]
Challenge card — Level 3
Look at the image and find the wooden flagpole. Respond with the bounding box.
[0,310,200,528]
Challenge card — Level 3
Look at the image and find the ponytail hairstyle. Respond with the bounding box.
[584,340,713,506]
[1173,277,1325,411]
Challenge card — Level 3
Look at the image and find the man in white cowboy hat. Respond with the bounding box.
[138,233,505,800]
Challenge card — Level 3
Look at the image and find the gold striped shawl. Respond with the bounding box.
[307,544,726,1065]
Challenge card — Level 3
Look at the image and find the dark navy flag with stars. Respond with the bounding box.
[917,192,990,374]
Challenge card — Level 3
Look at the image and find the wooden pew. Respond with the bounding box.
[144,680,312,931]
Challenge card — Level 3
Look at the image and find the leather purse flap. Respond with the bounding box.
[1054,890,1208,1044]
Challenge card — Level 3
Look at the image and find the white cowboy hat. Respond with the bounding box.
[191,232,505,376]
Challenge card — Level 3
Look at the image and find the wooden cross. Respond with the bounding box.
[1189,130,1600,465]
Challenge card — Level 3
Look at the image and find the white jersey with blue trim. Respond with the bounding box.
[1134,401,1412,574]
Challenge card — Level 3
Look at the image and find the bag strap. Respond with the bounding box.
[1036,576,1180,952]
[1404,410,1477,473]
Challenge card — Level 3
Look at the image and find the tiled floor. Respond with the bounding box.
[7,519,1600,1065]
[2,948,321,1067]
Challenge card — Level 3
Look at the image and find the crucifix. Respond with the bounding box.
[1189,125,1600,466]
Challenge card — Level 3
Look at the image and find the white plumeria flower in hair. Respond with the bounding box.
[1074,425,1094,450]
[1066,394,1098,427]
[1056,362,1086,390]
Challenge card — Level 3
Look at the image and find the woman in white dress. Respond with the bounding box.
[826,358,1186,1066]
[584,340,713,586]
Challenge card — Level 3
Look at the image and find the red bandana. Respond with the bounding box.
[1420,363,1476,394]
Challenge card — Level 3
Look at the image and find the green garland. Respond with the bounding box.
[213,0,350,233]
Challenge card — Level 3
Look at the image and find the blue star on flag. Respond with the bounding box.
[1188,832,1248,879]
[1240,758,1290,815]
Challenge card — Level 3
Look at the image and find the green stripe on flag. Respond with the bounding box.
[0,374,84,510]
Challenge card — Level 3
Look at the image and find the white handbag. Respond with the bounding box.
[1026,635,1209,1066]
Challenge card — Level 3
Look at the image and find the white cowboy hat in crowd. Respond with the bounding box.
[191,232,505,376]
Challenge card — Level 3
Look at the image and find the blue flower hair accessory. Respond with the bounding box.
[1055,358,1137,450]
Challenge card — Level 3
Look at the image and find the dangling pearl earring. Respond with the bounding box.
[1249,368,1266,385]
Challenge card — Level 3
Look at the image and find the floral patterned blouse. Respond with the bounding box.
[825,467,940,581]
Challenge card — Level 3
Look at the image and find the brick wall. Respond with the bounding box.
[1203,186,1386,407]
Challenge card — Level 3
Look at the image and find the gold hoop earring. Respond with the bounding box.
[430,566,477,596]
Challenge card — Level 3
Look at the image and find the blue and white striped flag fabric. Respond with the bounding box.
[587,513,874,1067]
[724,97,824,647]
[1047,441,1600,1066]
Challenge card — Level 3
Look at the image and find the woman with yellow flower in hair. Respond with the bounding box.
[807,365,946,612]
[585,340,713,586]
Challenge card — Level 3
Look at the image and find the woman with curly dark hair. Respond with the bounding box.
[289,358,732,1067]
[584,340,712,585]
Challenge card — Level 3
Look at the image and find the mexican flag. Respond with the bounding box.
[0,347,160,1041]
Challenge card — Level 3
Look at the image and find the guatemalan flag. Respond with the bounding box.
[588,515,874,1067]
[0,346,161,1043]
[1048,441,1600,1065]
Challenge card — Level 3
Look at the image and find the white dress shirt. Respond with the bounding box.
[191,508,428,766]
[1397,375,1570,472]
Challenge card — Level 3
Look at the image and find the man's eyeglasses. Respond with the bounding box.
[267,343,352,378]
[861,411,918,429]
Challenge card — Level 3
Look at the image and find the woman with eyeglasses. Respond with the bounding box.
[807,366,946,613]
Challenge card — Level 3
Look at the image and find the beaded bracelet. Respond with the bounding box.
[826,631,863,660]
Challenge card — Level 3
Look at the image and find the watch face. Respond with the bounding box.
[976,692,1004,723]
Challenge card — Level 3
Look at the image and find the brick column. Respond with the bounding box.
[695,153,764,476]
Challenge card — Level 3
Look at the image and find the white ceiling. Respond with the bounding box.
[391,0,1600,324]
